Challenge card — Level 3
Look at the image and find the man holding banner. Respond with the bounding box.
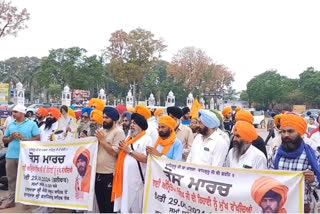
[1,104,40,210]
[187,109,228,167]
[112,113,152,213]
[270,114,320,213]
[146,116,183,161]
[226,121,267,169]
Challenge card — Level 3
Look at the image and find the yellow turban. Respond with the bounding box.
[236,110,254,125]
[234,121,258,143]
[155,109,164,117]
[68,107,76,119]
[128,107,135,113]
[91,110,103,125]
[251,176,288,213]
[88,98,106,112]
[281,114,307,136]
[159,116,177,131]
[222,107,233,117]
[235,107,241,113]
[135,105,151,120]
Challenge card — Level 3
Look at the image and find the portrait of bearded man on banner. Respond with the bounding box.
[73,146,92,200]
[251,176,289,213]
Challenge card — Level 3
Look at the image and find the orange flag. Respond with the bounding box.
[190,99,204,119]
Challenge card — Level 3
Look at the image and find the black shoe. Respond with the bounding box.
[0,176,7,185]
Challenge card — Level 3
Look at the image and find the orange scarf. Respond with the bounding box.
[154,131,176,156]
[111,131,146,201]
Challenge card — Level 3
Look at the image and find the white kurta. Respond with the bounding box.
[310,132,320,151]
[216,128,230,149]
[114,134,153,213]
[58,115,78,139]
[39,121,59,141]
[186,130,228,167]
[225,145,267,170]
[147,117,159,146]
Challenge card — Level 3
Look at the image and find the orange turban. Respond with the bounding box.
[159,116,177,131]
[68,107,76,119]
[128,107,135,113]
[135,105,151,120]
[47,108,61,119]
[234,121,258,143]
[88,98,106,112]
[73,146,92,193]
[73,146,91,166]
[281,114,307,136]
[235,107,241,113]
[251,176,288,213]
[155,109,164,117]
[274,114,285,127]
[91,110,103,125]
[222,107,233,117]
[37,108,48,117]
[236,110,254,124]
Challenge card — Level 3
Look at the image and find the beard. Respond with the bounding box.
[103,121,113,130]
[159,130,171,138]
[122,124,130,136]
[44,118,57,130]
[281,135,302,152]
[199,126,209,136]
[89,123,99,136]
[262,205,280,213]
[233,141,251,162]
[77,165,87,177]
[130,129,141,137]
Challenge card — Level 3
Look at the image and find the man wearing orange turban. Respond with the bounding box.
[88,98,106,112]
[233,110,268,159]
[86,110,103,137]
[154,109,164,119]
[222,107,234,135]
[73,146,92,200]
[135,105,159,145]
[225,121,267,169]
[146,116,183,161]
[251,176,288,213]
[35,108,48,128]
[271,114,320,213]
[40,108,61,141]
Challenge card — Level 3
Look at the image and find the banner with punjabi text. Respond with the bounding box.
[15,137,98,211]
[143,156,304,213]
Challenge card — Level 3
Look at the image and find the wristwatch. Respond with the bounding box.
[129,150,133,156]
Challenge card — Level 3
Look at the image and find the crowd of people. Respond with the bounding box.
[0,99,319,213]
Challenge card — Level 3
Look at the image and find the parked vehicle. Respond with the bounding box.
[243,108,265,128]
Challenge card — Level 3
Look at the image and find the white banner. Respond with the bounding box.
[143,156,304,213]
[15,137,98,211]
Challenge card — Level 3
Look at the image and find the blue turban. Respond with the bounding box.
[81,107,93,117]
[103,107,120,121]
[70,106,75,110]
[198,109,220,129]
[122,111,132,122]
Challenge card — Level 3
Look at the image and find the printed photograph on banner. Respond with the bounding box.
[15,137,98,211]
[143,156,304,213]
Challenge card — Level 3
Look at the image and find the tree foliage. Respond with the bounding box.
[0,0,30,38]
[168,47,234,96]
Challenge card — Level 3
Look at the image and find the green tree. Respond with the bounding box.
[299,67,320,107]
[104,28,166,106]
[247,70,289,110]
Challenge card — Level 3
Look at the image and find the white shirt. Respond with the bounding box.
[114,134,153,213]
[216,128,230,149]
[225,145,267,170]
[147,117,159,145]
[40,121,59,141]
[310,132,320,151]
[186,130,228,167]
[58,115,77,139]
